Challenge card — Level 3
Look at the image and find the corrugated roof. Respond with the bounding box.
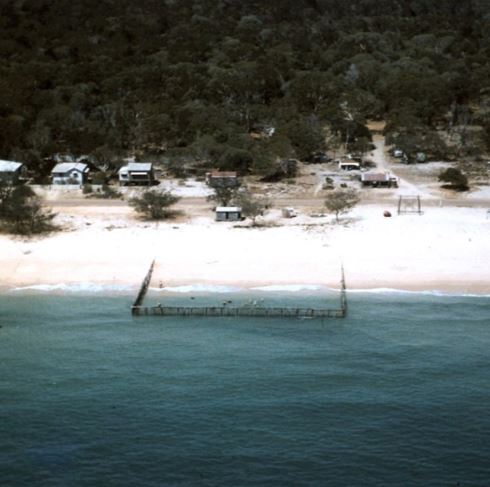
[51,162,89,173]
[216,207,242,212]
[0,160,23,172]
[127,162,153,171]
[361,172,390,182]
[210,171,237,178]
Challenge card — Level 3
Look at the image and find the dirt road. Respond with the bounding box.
[46,195,490,214]
[370,134,433,198]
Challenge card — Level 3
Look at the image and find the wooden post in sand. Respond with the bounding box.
[340,265,348,317]
[131,260,155,316]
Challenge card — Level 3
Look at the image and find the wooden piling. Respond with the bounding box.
[130,305,345,319]
[131,260,155,316]
[340,265,347,317]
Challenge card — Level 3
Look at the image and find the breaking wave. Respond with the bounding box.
[337,288,490,298]
[153,284,244,294]
[8,283,488,298]
[251,284,324,292]
[10,283,134,293]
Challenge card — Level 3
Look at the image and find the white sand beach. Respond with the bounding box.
[1,202,489,294]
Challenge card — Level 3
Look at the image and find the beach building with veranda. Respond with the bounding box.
[118,162,155,186]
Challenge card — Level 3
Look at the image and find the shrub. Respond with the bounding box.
[438,168,469,191]
[324,188,360,223]
[218,148,253,174]
[89,184,122,199]
[92,172,108,185]
[0,183,56,235]
[233,188,270,225]
[129,190,180,220]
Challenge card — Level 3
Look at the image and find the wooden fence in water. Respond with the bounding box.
[132,259,155,308]
[131,262,347,320]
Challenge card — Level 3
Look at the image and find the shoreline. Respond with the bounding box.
[2,271,489,298]
[1,205,489,296]
[2,279,490,297]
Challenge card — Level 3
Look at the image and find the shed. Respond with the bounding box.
[51,162,90,185]
[118,162,154,186]
[361,172,398,188]
[206,171,239,188]
[0,160,26,184]
[215,206,242,222]
[416,152,427,163]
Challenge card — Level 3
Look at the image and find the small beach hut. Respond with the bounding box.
[215,206,242,222]
[0,160,26,184]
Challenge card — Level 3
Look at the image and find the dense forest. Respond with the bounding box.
[1,0,490,177]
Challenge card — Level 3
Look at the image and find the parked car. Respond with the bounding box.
[306,152,332,164]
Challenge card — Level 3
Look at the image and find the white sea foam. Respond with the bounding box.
[339,288,490,298]
[9,283,488,298]
[155,284,326,293]
[251,284,324,292]
[153,284,244,294]
[11,283,133,293]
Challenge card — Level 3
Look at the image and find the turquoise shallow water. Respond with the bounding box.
[0,292,489,486]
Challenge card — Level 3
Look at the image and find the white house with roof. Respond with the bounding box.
[0,160,26,184]
[51,162,90,185]
[118,162,154,185]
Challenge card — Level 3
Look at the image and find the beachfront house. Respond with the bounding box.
[361,172,398,188]
[215,206,242,222]
[206,171,239,188]
[0,160,26,184]
[118,162,155,186]
[51,162,90,185]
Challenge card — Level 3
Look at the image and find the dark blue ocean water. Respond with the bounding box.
[0,292,489,487]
